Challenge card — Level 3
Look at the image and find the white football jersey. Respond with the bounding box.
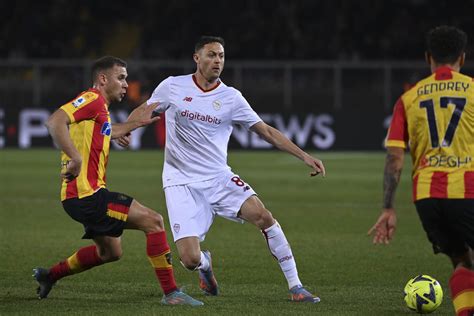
[147,74,262,187]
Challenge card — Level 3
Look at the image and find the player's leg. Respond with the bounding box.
[33,243,108,299]
[34,190,123,299]
[33,237,118,299]
[93,235,123,262]
[125,199,203,306]
[444,200,474,316]
[238,196,298,286]
[175,236,218,295]
[450,248,474,269]
[238,195,274,229]
[416,199,474,315]
[165,183,218,296]
[175,236,202,270]
[239,195,320,303]
[449,249,474,316]
[125,199,178,294]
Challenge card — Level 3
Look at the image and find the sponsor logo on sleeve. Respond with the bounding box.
[72,97,85,108]
[101,122,112,136]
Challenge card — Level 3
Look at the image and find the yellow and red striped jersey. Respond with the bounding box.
[386,66,474,201]
[59,88,111,201]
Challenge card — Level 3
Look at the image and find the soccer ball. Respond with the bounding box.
[404,275,443,314]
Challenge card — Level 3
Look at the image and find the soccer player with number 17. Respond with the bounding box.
[369,26,474,315]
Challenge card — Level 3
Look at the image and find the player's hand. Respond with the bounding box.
[131,102,161,127]
[368,208,397,244]
[303,154,326,177]
[139,102,161,126]
[116,132,131,148]
[61,158,82,183]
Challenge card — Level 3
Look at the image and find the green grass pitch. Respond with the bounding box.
[0,149,454,315]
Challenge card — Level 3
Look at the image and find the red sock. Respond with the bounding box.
[146,231,178,295]
[48,245,104,282]
[449,267,474,316]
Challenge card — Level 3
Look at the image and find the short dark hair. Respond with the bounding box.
[91,56,127,82]
[194,36,225,52]
[426,26,467,64]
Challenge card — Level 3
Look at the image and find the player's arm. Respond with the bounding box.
[368,146,405,244]
[250,121,325,177]
[382,146,405,210]
[115,79,170,147]
[111,102,160,139]
[45,109,82,182]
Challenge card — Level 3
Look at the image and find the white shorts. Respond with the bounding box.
[164,171,257,242]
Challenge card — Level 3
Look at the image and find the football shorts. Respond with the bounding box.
[164,171,256,242]
[62,188,133,239]
[415,198,474,257]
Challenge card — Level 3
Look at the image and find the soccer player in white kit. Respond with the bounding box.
[128,36,326,303]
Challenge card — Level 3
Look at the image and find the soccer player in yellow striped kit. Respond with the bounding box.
[369,26,474,315]
[33,56,202,306]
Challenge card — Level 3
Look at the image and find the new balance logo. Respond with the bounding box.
[278,255,293,263]
[183,97,193,102]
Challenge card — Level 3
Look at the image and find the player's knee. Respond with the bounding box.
[147,210,164,232]
[450,249,474,269]
[140,208,164,233]
[99,248,122,263]
[180,254,201,270]
[107,252,122,263]
[263,209,274,224]
[255,208,275,229]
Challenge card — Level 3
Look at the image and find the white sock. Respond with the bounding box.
[198,251,210,271]
[262,221,302,289]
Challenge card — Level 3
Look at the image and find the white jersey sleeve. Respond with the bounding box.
[147,77,172,113]
[231,91,262,129]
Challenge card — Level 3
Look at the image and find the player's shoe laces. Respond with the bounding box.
[198,250,219,296]
[33,268,56,299]
[161,290,204,306]
[289,285,321,303]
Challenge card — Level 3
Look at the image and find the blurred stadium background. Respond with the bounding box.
[1,1,471,314]
[3,0,474,151]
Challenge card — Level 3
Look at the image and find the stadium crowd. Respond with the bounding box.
[3,0,474,60]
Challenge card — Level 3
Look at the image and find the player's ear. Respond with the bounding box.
[193,53,199,63]
[92,73,105,87]
[98,72,107,85]
[459,52,465,67]
[424,52,431,66]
